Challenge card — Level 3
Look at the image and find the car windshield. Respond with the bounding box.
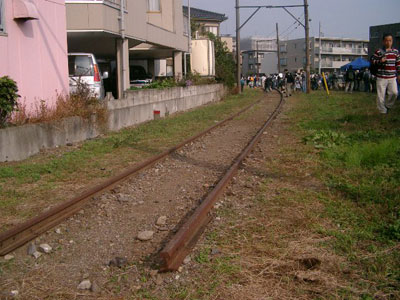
[68,55,94,77]
[130,66,149,80]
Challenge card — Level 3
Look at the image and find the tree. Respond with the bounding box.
[207,33,236,88]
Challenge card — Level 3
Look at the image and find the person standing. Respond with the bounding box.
[371,33,400,114]
[345,66,356,93]
[363,69,371,93]
[286,71,294,96]
[240,76,245,92]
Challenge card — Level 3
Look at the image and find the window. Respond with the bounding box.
[148,0,160,12]
[249,64,254,70]
[258,53,264,59]
[204,26,218,35]
[0,0,5,33]
[280,58,287,66]
[68,55,94,77]
[295,57,297,62]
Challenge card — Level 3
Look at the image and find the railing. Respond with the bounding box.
[66,0,123,8]
[316,46,368,55]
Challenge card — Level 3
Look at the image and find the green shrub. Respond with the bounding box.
[207,33,236,88]
[0,76,19,127]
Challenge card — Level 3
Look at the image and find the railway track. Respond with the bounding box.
[160,91,285,271]
[0,92,281,259]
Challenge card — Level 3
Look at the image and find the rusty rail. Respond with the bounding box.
[0,95,265,256]
[160,91,284,271]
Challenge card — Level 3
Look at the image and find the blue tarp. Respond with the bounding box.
[340,57,370,71]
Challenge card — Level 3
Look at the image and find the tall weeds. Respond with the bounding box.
[12,82,108,130]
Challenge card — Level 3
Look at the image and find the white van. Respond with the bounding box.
[68,53,108,99]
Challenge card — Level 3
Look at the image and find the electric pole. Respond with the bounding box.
[304,0,311,93]
[256,40,260,78]
[318,21,322,75]
[276,23,281,73]
[236,0,241,93]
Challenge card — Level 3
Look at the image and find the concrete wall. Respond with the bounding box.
[0,84,226,162]
[0,0,69,110]
[107,84,224,131]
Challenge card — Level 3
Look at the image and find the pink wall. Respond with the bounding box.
[0,0,69,110]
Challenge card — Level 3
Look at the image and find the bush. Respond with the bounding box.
[0,76,20,127]
[207,33,236,88]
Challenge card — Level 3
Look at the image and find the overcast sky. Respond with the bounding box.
[188,0,400,40]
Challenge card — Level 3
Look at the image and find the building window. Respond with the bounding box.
[148,0,161,12]
[249,64,254,70]
[295,57,297,62]
[280,58,287,66]
[303,57,306,64]
[258,53,264,59]
[0,0,5,33]
[204,26,218,35]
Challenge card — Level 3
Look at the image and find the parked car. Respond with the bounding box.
[68,53,108,99]
[130,65,153,88]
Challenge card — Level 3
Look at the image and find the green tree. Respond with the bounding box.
[0,76,19,127]
[207,33,236,88]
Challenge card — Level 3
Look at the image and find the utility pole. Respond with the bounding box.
[276,23,281,73]
[236,0,241,93]
[304,0,311,93]
[256,40,260,78]
[318,21,322,75]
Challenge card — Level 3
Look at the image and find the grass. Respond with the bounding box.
[0,89,262,231]
[292,91,400,297]
[156,90,399,299]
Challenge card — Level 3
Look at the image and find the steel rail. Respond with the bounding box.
[0,94,266,256]
[160,91,285,271]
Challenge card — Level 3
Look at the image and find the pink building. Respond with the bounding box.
[0,0,69,109]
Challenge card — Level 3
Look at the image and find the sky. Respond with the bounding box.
[187,0,400,40]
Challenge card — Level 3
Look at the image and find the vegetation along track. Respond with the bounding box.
[0,91,283,260]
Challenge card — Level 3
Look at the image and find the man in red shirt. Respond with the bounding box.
[371,34,400,114]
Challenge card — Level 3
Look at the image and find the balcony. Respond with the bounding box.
[316,46,368,56]
[66,0,122,9]
[320,61,348,69]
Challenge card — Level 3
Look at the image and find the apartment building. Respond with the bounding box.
[66,0,189,98]
[279,37,369,73]
[240,37,278,76]
[0,0,69,109]
[369,23,400,57]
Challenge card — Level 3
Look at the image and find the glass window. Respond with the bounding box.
[68,55,94,77]
[148,0,160,12]
[0,0,5,33]
[280,58,287,66]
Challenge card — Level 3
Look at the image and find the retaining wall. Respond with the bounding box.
[0,84,226,162]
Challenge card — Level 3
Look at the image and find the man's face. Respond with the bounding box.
[383,36,393,49]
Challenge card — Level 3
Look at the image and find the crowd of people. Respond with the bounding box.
[240,32,400,114]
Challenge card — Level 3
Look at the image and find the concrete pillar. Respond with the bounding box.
[116,38,130,99]
[173,51,183,80]
[148,59,155,80]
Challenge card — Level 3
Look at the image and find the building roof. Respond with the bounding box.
[183,6,228,23]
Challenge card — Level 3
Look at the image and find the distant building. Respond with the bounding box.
[182,6,229,76]
[241,37,278,76]
[183,6,228,38]
[369,23,400,57]
[279,37,368,73]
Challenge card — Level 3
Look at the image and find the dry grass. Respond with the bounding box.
[12,83,108,128]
